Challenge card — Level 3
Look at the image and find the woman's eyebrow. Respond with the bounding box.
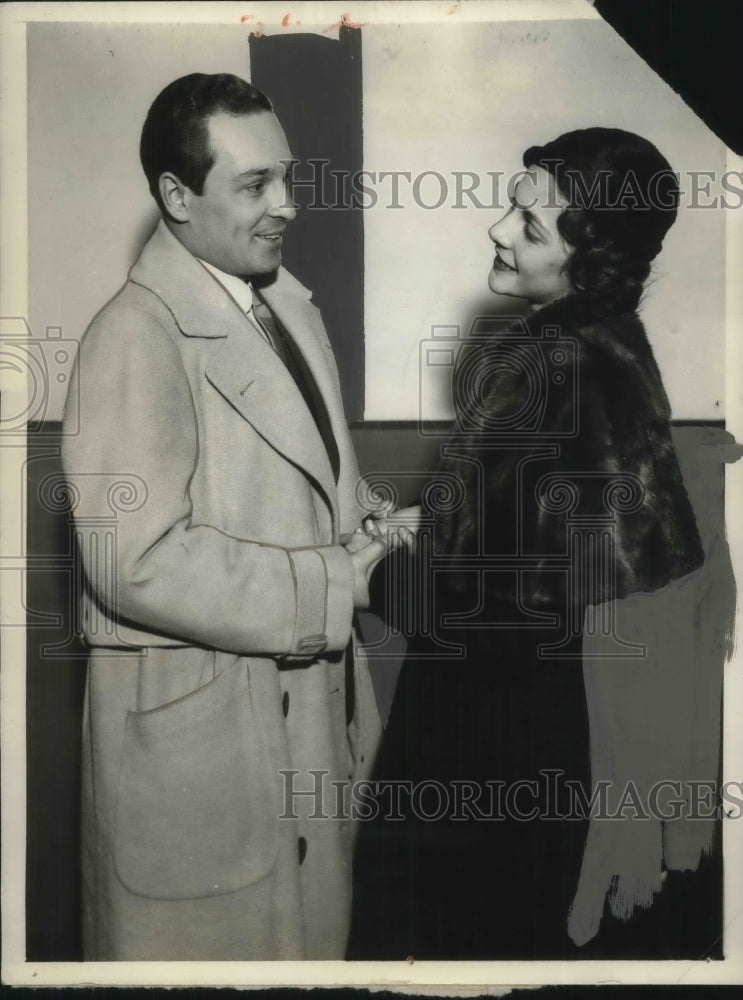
[510,193,550,237]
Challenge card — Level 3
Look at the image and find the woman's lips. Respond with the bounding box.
[493,251,517,272]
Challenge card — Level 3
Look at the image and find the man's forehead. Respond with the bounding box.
[206,111,291,168]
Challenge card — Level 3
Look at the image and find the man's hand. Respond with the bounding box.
[344,528,400,609]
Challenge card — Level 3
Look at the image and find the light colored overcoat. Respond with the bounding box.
[61,221,381,960]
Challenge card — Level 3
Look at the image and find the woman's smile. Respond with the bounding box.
[492,249,517,272]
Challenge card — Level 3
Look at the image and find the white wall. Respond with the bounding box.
[363,18,727,420]
[26,13,727,421]
[27,22,253,418]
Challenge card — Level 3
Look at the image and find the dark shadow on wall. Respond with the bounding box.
[25,432,87,962]
[595,0,743,154]
[249,27,365,421]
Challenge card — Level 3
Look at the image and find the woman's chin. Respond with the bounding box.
[488,269,519,297]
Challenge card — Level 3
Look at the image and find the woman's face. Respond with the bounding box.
[488,166,572,307]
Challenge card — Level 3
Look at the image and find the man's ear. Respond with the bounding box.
[159,172,192,222]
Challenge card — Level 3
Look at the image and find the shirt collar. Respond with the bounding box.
[197,258,254,314]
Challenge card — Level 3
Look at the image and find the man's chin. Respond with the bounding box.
[251,267,281,289]
[243,251,283,282]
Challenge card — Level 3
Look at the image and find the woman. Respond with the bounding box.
[348,128,728,959]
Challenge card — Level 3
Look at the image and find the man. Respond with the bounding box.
[62,73,390,961]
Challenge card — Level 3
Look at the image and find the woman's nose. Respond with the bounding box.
[489,213,511,246]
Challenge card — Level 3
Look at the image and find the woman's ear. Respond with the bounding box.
[158,172,191,222]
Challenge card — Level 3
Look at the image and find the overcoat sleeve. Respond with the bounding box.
[61,297,355,657]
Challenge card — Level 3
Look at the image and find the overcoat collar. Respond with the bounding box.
[129,220,340,522]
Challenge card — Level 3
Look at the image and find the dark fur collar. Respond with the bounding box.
[436,293,704,606]
[524,293,615,330]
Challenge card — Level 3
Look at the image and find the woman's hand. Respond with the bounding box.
[384,504,422,554]
[360,504,422,553]
[340,502,423,608]
[344,528,401,609]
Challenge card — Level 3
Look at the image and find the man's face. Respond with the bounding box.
[182,111,296,277]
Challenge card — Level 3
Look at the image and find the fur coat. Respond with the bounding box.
[349,295,735,957]
[431,295,730,946]
[435,294,705,611]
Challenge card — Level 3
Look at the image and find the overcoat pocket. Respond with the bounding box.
[114,658,278,899]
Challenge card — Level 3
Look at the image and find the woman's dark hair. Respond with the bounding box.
[140,73,273,214]
[524,127,679,313]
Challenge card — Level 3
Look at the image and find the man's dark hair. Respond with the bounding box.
[140,73,274,214]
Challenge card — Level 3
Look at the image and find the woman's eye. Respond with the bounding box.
[524,224,540,245]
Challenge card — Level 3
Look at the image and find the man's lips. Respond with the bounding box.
[492,250,517,272]
[255,230,285,241]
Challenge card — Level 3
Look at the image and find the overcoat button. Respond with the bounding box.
[282,691,290,717]
[298,836,308,865]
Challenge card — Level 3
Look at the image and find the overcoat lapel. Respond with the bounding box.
[129,222,339,521]
[204,320,339,517]
[255,277,347,462]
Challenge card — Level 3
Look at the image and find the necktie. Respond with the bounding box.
[251,294,341,484]
[246,293,281,354]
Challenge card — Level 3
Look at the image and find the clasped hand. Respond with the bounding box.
[343,505,421,609]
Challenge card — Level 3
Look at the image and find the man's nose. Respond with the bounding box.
[268,180,298,222]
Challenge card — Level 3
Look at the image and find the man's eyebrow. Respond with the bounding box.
[234,168,273,181]
[234,159,297,182]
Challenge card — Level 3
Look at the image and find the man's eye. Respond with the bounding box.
[244,183,265,195]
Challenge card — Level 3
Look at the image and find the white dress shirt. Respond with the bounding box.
[197,257,274,347]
